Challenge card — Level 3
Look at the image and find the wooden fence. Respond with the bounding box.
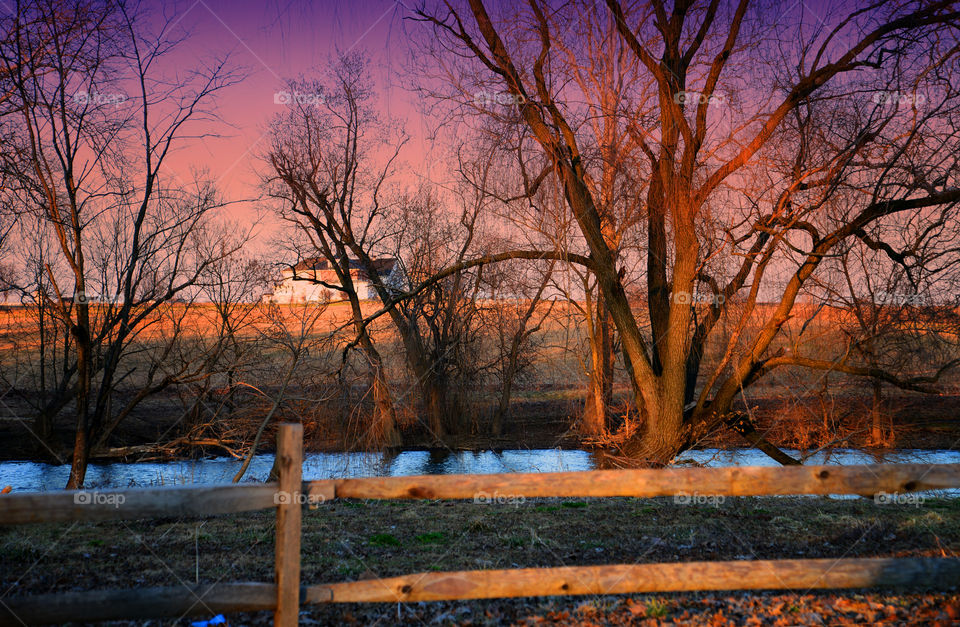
[2,423,959,626]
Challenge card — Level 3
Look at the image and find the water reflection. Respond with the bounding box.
[420,449,452,475]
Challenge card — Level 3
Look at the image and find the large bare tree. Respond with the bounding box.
[414,0,960,464]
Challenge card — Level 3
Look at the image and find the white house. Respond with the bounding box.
[262,257,403,304]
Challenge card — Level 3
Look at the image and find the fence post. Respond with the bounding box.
[273,423,303,627]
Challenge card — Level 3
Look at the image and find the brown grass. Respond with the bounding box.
[1,496,958,624]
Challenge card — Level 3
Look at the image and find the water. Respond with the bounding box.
[1,447,959,492]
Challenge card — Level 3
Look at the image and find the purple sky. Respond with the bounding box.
[153,0,837,246]
[155,0,434,235]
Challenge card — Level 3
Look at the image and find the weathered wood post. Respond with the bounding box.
[273,423,303,626]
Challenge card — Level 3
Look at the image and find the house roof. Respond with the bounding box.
[289,257,397,280]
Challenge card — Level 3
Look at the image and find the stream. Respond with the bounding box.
[2,447,959,492]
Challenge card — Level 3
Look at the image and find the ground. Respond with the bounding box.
[2,496,958,625]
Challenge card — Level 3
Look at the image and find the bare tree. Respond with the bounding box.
[389,187,489,440]
[478,258,556,436]
[232,299,330,483]
[175,226,273,441]
[550,5,647,436]
[821,206,960,446]
[414,0,960,464]
[0,0,243,486]
[264,54,404,447]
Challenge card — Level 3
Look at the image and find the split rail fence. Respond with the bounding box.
[2,423,959,625]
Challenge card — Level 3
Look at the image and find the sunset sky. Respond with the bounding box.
[155,0,436,240]
[154,0,833,243]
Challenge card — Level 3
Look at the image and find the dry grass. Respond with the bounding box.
[1,496,958,624]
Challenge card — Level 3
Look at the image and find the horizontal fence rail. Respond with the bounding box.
[2,424,959,626]
[304,557,960,603]
[4,558,959,625]
[4,463,956,527]
[312,462,960,501]
[0,484,278,525]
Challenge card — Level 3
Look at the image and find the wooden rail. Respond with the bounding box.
[1,424,959,626]
[0,484,278,524]
[314,462,960,500]
[5,463,954,526]
[5,558,958,624]
[304,557,960,602]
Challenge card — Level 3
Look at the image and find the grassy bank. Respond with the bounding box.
[2,496,958,624]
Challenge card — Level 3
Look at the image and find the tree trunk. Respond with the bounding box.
[368,367,401,448]
[583,295,615,437]
[33,410,53,457]
[360,340,400,448]
[582,350,607,436]
[35,290,52,447]
[420,376,451,443]
[623,390,688,465]
[870,380,889,447]
[66,422,88,489]
[65,313,91,489]
[491,379,511,437]
[348,295,400,449]
[492,353,518,437]
[387,312,454,443]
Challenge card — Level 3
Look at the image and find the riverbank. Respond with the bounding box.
[2,392,959,463]
[1,496,957,625]
[0,393,580,462]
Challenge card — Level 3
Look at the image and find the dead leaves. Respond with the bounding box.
[508,592,959,626]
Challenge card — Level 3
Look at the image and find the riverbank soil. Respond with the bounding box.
[1,497,958,625]
[1,390,959,462]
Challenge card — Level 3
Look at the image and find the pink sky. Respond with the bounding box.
[152,0,836,252]
[155,0,436,243]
